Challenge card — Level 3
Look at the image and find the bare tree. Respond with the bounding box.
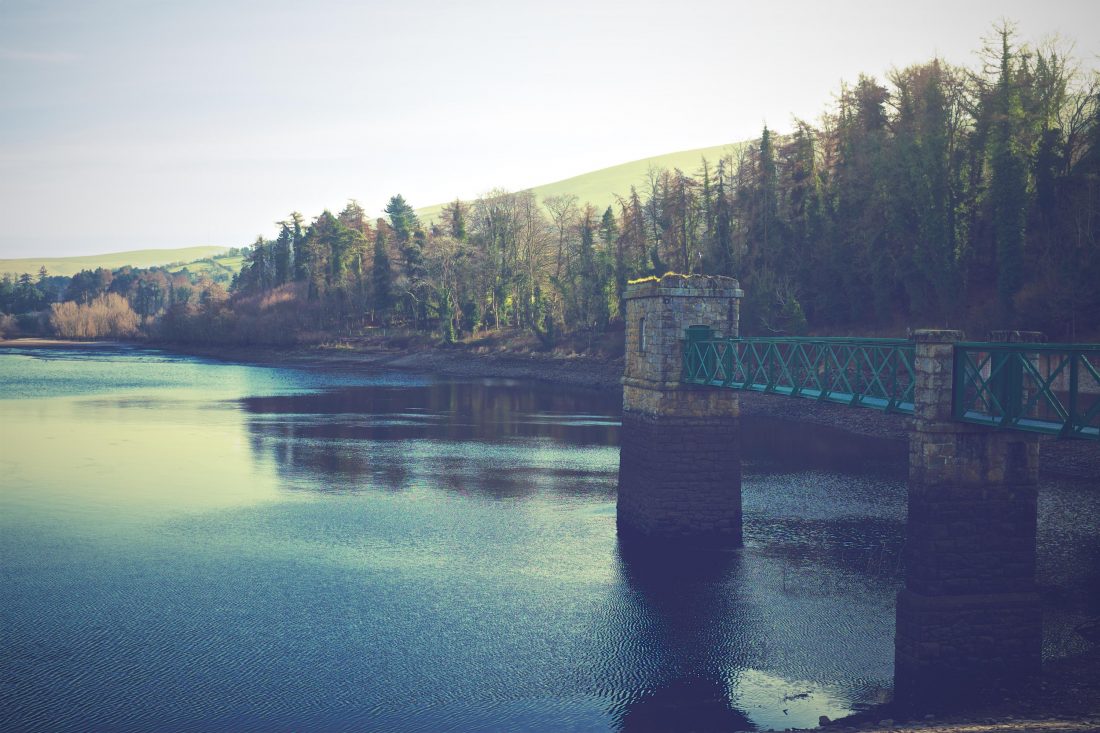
[543,194,579,280]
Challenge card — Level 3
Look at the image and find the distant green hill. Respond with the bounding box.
[416,141,745,224]
[0,246,231,278]
[5,144,745,277]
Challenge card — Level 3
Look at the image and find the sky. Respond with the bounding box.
[1,0,1098,258]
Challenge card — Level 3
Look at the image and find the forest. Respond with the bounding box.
[3,26,1099,346]
[0,263,228,339]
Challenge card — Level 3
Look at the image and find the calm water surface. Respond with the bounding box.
[1,344,1096,732]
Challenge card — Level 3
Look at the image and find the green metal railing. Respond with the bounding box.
[681,329,1100,439]
[682,328,916,413]
[954,342,1100,440]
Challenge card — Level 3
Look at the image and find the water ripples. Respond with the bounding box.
[3,346,1096,732]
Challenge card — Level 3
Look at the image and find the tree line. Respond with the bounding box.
[5,24,1099,345]
[225,25,1099,343]
[0,263,226,339]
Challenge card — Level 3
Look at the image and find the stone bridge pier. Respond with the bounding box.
[618,274,744,547]
[617,288,1047,706]
[895,329,1042,706]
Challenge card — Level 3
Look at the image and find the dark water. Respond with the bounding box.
[1,344,1096,732]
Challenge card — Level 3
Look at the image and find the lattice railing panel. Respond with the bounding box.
[683,335,916,414]
[954,343,1100,440]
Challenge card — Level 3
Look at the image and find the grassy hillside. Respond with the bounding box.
[416,141,745,224]
[0,246,230,278]
[5,143,745,278]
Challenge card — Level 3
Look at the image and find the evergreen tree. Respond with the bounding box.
[989,26,1028,317]
[623,186,650,274]
[384,195,419,244]
[239,236,273,294]
[288,211,306,282]
[371,223,394,320]
[756,125,779,270]
[699,158,716,258]
[601,206,625,319]
[712,161,734,276]
[403,227,429,325]
[301,212,337,299]
[338,200,368,234]
[274,221,293,286]
[574,206,610,329]
[442,199,467,240]
[438,287,456,343]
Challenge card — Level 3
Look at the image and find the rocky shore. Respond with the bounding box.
[801,642,1100,732]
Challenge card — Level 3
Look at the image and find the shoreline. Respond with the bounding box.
[4,337,1097,480]
[153,340,629,392]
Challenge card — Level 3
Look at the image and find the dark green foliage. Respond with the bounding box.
[273,223,294,287]
[384,195,419,244]
[241,236,274,294]
[402,227,429,325]
[287,212,306,282]
[602,206,626,319]
[887,61,961,320]
[0,272,49,314]
[568,206,612,330]
[372,225,394,319]
[989,28,1029,317]
[64,267,113,304]
[707,160,735,276]
[460,298,480,335]
[443,199,467,241]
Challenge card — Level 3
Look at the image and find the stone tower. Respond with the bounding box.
[618,274,744,547]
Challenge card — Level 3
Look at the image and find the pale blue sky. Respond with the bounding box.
[2,0,1098,257]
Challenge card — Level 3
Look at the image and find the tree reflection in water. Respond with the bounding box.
[240,380,622,498]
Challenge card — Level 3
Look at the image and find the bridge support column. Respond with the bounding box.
[618,274,744,547]
[895,329,1042,707]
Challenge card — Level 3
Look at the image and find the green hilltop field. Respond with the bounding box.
[416,141,745,224]
[0,246,231,278]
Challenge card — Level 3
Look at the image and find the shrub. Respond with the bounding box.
[155,282,318,345]
[50,293,140,339]
[0,313,17,339]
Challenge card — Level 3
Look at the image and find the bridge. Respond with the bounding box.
[682,329,1100,439]
[616,273,1100,708]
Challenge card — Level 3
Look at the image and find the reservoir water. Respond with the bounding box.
[1,344,1096,732]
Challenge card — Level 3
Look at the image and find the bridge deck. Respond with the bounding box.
[682,331,1100,440]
